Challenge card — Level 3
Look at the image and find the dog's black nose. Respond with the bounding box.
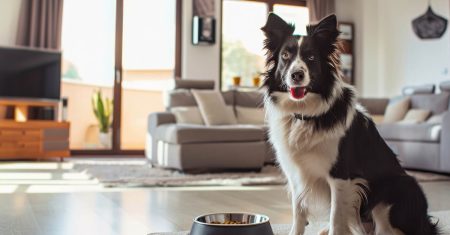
[291,70,305,82]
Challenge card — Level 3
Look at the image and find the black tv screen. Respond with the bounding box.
[0,46,61,100]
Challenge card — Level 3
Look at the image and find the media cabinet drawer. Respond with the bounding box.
[0,141,41,151]
[0,129,41,140]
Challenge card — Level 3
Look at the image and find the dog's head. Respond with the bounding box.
[261,13,341,115]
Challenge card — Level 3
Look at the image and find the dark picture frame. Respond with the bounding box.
[338,22,355,85]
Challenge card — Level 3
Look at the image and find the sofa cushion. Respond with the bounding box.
[192,90,237,125]
[398,109,431,124]
[171,107,204,125]
[165,90,234,109]
[235,91,264,108]
[377,123,441,142]
[154,124,265,144]
[166,89,197,108]
[383,97,410,123]
[427,113,445,124]
[235,106,265,125]
[410,93,449,115]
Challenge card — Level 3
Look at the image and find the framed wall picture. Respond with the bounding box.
[338,22,355,85]
[192,0,216,45]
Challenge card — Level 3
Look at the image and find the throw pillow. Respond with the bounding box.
[399,109,431,124]
[371,115,384,124]
[383,97,411,123]
[171,107,204,125]
[427,113,445,124]
[192,90,238,125]
[235,106,266,125]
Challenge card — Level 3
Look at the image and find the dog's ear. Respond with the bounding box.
[261,13,295,52]
[307,14,340,45]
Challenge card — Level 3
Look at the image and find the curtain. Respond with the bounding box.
[16,0,64,49]
[307,0,336,23]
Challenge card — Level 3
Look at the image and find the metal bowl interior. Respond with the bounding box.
[194,213,270,226]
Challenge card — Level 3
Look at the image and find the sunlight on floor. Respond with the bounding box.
[26,185,104,193]
[0,185,18,193]
[0,161,102,194]
[0,172,53,180]
[0,161,285,194]
[0,162,75,170]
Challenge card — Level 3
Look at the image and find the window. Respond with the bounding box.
[273,4,309,36]
[221,0,308,90]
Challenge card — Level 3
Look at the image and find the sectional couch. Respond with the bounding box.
[360,81,450,173]
[147,79,450,174]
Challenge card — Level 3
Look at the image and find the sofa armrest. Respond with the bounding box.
[146,112,176,163]
[148,112,176,135]
[358,98,389,115]
[440,111,450,172]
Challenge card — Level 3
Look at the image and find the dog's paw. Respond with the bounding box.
[318,227,329,235]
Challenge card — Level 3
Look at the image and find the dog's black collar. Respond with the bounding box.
[293,113,316,121]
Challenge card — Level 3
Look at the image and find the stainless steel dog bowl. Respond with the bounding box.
[190,213,274,235]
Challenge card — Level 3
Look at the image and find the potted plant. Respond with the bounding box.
[92,90,113,148]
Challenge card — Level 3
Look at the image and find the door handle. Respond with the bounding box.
[115,69,121,84]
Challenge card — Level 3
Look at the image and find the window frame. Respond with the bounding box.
[219,0,307,90]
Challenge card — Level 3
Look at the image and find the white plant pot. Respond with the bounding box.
[99,132,112,148]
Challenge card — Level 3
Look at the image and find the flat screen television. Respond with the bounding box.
[0,46,61,100]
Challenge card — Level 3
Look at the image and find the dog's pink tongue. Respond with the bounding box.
[290,87,306,99]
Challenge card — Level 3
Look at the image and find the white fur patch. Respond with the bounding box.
[372,204,405,235]
[327,178,368,235]
[285,37,310,91]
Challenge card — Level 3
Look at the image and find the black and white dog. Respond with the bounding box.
[261,13,439,235]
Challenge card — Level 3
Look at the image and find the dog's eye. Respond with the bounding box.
[281,52,290,60]
[307,55,315,61]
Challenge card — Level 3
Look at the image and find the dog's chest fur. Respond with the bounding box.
[268,112,347,216]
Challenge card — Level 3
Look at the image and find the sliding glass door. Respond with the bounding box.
[61,0,116,150]
[61,0,179,154]
[121,0,177,150]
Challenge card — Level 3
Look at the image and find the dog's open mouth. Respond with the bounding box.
[289,86,308,100]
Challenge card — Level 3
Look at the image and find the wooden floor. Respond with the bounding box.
[1,161,450,235]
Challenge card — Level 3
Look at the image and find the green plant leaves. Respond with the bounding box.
[92,90,113,133]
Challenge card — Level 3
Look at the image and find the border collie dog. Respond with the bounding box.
[261,13,439,235]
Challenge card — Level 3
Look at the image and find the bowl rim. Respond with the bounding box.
[192,212,270,227]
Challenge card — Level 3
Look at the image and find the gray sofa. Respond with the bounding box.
[360,81,450,173]
[146,80,275,171]
[147,79,450,174]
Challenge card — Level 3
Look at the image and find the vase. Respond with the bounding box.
[252,76,261,87]
[232,76,241,86]
[99,132,112,149]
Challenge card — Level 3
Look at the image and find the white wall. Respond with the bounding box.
[0,0,22,46]
[181,0,221,89]
[336,0,450,97]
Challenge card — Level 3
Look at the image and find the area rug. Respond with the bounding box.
[150,210,450,235]
[72,160,450,188]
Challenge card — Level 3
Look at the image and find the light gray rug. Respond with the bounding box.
[150,211,450,235]
[72,160,450,187]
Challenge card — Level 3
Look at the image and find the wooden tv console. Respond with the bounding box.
[0,98,70,160]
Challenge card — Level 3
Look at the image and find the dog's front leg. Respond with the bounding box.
[328,179,361,235]
[289,194,308,235]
